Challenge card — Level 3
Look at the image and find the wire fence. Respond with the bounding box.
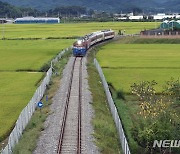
[94,58,131,154]
[1,47,71,154]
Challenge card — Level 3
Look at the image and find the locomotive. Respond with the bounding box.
[73,29,115,56]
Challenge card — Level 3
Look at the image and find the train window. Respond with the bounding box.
[97,35,103,39]
[91,37,97,42]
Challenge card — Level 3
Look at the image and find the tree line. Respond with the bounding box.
[0,1,90,18]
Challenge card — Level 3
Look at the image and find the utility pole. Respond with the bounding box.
[2,21,5,39]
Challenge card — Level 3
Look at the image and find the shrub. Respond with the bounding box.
[40,62,50,72]
[131,80,179,153]
[117,89,125,100]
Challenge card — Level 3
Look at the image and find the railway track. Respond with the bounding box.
[57,57,83,154]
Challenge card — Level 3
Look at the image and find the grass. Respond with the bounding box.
[12,50,71,154]
[131,38,180,44]
[0,72,43,142]
[97,44,180,68]
[109,86,140,153]
[97,42,180,93]
[0,39,74,71]
[112,36,180,44]
[0,22,160,152]
[87,50,121,154]
[1,22,159,39]
[103,68,180,93]
[95,37,180,153]
[0,39,74,143]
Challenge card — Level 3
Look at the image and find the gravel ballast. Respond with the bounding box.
[33,56,99,154]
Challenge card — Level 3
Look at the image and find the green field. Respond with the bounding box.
[0,39,73,142]
[96,38,180,153]
[0,72,43,140]
[97,43,180,93]
[0,22,160,144]
[1,22,159,39]
[0,39,74,71]
[97,44,180,68]
[103,68,180,93]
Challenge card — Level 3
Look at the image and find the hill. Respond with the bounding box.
[0,0,180,12]
[0,1,39,18]
[0,1,21,18]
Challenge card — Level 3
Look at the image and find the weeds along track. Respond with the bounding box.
[57,57,82,154]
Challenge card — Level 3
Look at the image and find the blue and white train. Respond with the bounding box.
[73,30,115,56]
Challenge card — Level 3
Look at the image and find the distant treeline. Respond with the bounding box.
[0,1,40,18]
[0,1,93,18]
[48,6,88,17]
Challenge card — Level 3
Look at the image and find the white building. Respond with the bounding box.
[153,13,175,20]
[117,17,128,20]
[0,18,14,23]
[175,15,180,19]
[129,15,143,20]
[15,16,60,24]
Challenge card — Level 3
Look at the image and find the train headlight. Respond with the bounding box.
[77,40,82,45]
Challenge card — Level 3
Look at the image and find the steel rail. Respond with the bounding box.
[77,58,82,154]
[57,57,82,154]
[57,57,77,154]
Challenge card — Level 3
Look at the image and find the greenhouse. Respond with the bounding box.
[14,17,60,24]
[160,20,180,30]
[169,20,180,30]
[160,20,169,29]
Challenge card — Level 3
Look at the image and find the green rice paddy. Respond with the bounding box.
[0,39,73,141]
[1,22,158,39]
[0,72,43,140]
[0,22,160,143]
[0,39,74,71]
[97,43,180,93]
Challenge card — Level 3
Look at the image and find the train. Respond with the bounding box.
[73,29,115,56]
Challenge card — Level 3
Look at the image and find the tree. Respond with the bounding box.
[132,7,143,15]
[164,78,180,104]
[0,1,40,18]
[48,6,87,17]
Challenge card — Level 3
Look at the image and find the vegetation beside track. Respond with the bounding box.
[0,22,164,152]
[0,39,74,71]
[0,39,73,144]
[96,37,180,153]
[87,49,121,154]
[113,36,180,44]
[97,38,180,93]
[12,50,71,154]
[0,72,43,144]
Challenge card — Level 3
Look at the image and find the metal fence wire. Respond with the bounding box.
[1,47,71,154]
[94,58,131,154]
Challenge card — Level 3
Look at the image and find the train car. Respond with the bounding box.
[103,29,115,40]
[73,38,87,56]
[89,31,105,46]
[73,29,115,57]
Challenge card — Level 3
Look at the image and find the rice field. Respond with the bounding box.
[0,72,43,140]
[0,39,74,71]
[96,37,180,153]
[97,43,180,93]
[0,22,160,143]
[102,68,180,93]
[0,39,73,141]
[1,22,158,39]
